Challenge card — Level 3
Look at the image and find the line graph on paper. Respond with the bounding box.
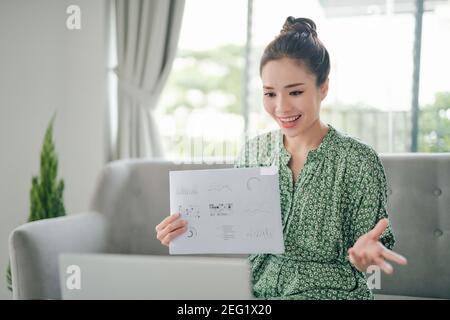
[207,183,232,192]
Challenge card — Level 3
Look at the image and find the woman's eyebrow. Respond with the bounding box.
[263,82,305,89]
[284,82,305,88]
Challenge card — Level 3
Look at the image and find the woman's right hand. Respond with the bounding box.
[155,212,188,246]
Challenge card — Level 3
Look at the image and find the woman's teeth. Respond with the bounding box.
[280,115,301,122]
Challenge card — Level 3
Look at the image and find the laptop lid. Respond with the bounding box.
[59,253,255,300]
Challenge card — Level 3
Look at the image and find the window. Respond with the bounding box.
[156,0,247,163]
[156,0,450,160]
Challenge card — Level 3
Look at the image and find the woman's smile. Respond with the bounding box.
[278,114,302,128]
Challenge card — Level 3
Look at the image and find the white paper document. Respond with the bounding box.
[169,166,285,254]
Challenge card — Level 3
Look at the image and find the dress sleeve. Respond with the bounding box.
[350,151,395,250]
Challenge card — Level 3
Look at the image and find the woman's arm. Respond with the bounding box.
[347,150,407,273]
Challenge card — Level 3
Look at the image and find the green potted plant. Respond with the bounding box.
[6,114,66,292]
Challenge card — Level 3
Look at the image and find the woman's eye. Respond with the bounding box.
[290,91,303,96]
[264,92,275,97]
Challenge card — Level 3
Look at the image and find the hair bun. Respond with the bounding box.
[281,16,317,37]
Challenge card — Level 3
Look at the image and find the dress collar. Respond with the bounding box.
[277,124,336,166]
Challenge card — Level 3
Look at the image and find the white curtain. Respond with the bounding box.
[114,0,185,159]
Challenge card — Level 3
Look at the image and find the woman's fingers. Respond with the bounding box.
[161,225,188,246]
[348,250,356,264]
[368,218,389,240]
[155,212,180,232]
[374,257,393,274]
[351,249,393,274]
[349,249,365,267]
[157,218,188,242]
[349,239,407,274]
[381,247,408,265]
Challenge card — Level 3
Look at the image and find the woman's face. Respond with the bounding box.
[261,57,329,137]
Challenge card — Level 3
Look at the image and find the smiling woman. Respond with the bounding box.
[154,15,408,300]
[232,16,408,300]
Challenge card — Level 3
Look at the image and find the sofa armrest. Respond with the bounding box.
[8,212,110,300]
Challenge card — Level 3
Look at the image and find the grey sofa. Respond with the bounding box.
[8,154,450,300]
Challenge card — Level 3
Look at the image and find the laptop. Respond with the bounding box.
[59,253,255,300]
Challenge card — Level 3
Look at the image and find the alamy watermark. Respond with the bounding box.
[66,5,81,30]
[167,131,263,166]
[66,264,81,290]
[366,265,382,290]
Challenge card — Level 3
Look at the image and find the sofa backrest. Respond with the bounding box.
[376,153,450,299]
[89,154,450,299]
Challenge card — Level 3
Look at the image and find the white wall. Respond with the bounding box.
[0,0,110,299]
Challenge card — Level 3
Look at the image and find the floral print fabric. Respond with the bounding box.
[234,124,395,300]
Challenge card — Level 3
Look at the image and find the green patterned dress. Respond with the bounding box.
[234,124,395,300]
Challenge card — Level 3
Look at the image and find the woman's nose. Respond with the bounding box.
[275,97,294,113]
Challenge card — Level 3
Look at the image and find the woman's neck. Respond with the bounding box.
[283,119,329,155]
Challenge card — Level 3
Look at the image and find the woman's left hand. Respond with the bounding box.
[348,218,408,274]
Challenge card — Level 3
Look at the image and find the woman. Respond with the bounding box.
[155,16,407,300]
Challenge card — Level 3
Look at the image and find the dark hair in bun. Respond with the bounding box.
[260,17,330,87]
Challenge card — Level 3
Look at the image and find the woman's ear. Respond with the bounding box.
[320,78,329,101]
